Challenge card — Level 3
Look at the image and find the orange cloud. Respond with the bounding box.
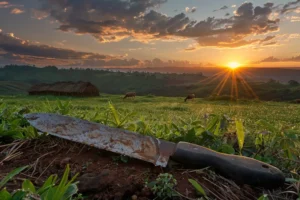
[10,8,24,14]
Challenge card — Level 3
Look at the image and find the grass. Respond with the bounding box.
[0,94,300,199]
[2,94,300,129]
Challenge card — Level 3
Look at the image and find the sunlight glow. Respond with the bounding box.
[201,66,258,101]
[227,62,241,70]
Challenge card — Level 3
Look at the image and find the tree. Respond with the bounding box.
[288,80,299,87]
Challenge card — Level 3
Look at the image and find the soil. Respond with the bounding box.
[0,137,288,200]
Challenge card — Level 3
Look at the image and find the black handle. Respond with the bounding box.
[170,142,285,189]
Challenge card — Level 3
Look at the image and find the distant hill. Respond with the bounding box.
[108,67,300,83]
[0,81,31,95]
[0,65,300,101]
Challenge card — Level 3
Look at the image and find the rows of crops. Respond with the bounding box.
[0,95,300,199]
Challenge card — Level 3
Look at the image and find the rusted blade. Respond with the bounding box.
[24,113,176,167]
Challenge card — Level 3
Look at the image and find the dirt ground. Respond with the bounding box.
[0,137,293,200]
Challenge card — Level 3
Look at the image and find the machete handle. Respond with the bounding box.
[170,142,285,189]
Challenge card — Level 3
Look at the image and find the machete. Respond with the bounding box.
[24,113,285,189]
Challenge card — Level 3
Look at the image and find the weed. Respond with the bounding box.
[0,164,82,200]
[146,173,178,200]
[188,179,208,199]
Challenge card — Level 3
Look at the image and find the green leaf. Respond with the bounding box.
[257,194,269,200]
[11,190,27,200]
[285,178,300,183]
[188,179,207,197]
[235,120,245,153]
[108,101,120,126]
[37,175,57,195]
[219,144,235,154]
[213,121,221,136]
[119,112,136,127]
[22,179,36,193]
[62,183,78,199]
[0,166,28,189]
[206,115,219,133]
[0,188,12,200]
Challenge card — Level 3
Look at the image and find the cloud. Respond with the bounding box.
[260,55,300,62]
[185,7,197,13]
[290,16,300,22]
[262,41,278,46]
[140,58,196,68]
[10,8,24,14]
[0,1,23,9]
[0,29,195,68]
[213,6,228,12]
[289,33,300,39]
[261,56,281,62]
[0,1,11,8]
[34,1,279,49]
[0,30,141,67]
[280,0,300,14]
[31,9,49,20]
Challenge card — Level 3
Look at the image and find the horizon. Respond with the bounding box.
[0,0,300,68]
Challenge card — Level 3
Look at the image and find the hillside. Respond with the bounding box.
[109,67,300,83]
[1,65,300,101]
[0,81,32,95]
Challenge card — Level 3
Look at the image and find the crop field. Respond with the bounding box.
[0,94,300,200]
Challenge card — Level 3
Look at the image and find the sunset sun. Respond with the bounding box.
[227,62,241,70]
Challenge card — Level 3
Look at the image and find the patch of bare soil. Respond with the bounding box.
[0,137,292,200]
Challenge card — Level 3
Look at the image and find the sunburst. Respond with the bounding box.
[200,64,258,101]
[227,62,241,70]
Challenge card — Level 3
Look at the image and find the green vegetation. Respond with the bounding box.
[146,173,178,199]
[0,94,299,199]
[0,164,82,200]
[188,179,207,199]
[1,65,300,101]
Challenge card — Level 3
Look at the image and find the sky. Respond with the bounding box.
[0,0,299,68]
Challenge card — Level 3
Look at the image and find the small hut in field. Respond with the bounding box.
[28,81,99,97]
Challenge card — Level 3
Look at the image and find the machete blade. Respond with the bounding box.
[24,113,176,167]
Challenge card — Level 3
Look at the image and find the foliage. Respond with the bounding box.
[0,166,28,190]
[257,194,269,200]
[235,120,245,154]
[0,94,300,199]
[188,179,207,198]
[146,173,178,199]
[0,103,37,141]
[42,99,72,115]
[0,164,81,200]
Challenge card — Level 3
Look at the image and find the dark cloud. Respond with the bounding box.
[0,29,195,68]
[262,41,277,46]
[0,30,143,67]
[80,58,141,67]
[259,35,276,43]
[261,56,281,62]
[35,1,280,48]
[280,0,300,14]
[213,5,228,12]
[260,55,300,62]
[0,31,112,60]
[140,58,194,68]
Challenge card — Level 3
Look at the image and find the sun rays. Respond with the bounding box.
[203,66,258,100]
[227,62,241,70]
